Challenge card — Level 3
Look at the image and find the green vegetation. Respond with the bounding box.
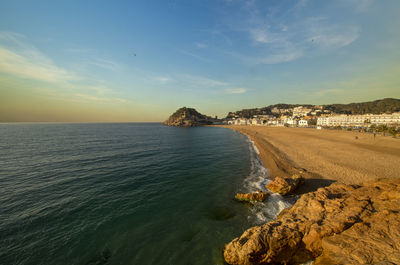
[226,98,400,118]
[323,98,400,114]
[169,107,208,120]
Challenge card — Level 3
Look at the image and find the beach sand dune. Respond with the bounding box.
[219,126,400,190]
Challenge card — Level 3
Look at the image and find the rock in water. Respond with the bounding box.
[163,107,214,127]
[235,191,270,202]
[224,178,400,265]
[265,175,304,195]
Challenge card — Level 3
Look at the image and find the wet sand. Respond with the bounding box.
[218,126,400,193]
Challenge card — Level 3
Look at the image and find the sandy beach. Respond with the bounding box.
[221,125,400,264]
[218,125,400,192]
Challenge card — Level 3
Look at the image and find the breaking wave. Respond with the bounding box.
[242,136,293,224]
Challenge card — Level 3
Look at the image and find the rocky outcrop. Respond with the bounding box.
[235,191,270,202]
[224,178,400,265]
[163,107,215,127]
[265,175,304,195]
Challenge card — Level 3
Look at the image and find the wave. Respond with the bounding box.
[242,136,293,225]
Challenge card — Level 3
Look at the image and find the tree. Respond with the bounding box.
[388,127,397,138]
[377,124,388,136]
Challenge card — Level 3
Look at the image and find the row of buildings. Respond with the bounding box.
[316,113,400,127]
[226,110,400,128]
[227,117,310,127]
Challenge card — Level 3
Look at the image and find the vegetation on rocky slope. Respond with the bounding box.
[163,107,215,127]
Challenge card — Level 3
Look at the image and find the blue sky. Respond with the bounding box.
[1,0,400,121]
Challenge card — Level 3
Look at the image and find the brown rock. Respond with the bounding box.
[235,191,270,202]
[224,178,400,265]
[265,174,304,195]
[162,107,215,127]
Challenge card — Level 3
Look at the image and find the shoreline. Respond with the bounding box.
[216,125,335,194]
[215,125,400,191]
[216,125,400,265]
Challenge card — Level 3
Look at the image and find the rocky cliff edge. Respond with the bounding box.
[224,178,400,265]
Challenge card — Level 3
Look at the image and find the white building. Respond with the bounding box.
[317,113,400,127]
[298,120,308,127]
[293,106,312,117]
[284,118,297,126]
[234,118,248,125]
[250,118,262,125]
[272,107,291,114]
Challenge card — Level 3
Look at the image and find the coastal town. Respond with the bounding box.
[163,99,400,136]
[224,106,400,129]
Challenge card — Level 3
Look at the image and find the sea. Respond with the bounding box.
[0,123,291,265]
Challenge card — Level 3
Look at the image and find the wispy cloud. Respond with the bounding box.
[86,58,121,71]
[0,31,129,103]
[178,49,213,63]
[226,48,303,65]
[0,46,79,82]
[0,32,79,82]
[260,51,303,64]
[307,24,360,48]
[195,42,208,49]
[171,73,248,94]
[225,88,247,94]
[346,0,374,12]
[214,0,362,65]
[65,47,123,72]
[180,74,228,87]
[250,28,285,44]
[154,76,173,84]
[85,85,114,96]
[75,93,127,103]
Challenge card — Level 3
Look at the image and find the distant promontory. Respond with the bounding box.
[163,107,217,127]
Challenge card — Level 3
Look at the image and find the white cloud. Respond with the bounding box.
[215,0,364,65]
[0,31,128,103]
[154,76,172,84]
[225,88,247,94]
[310,33,359,48]
[0,46,79,82]
[180,74,228,87]
[226,49,303,65]
[179,49,213,63]
[195,43,208,49]
[308,25,360,48]
[260,50,303,64]
[85,85,114,96]
[75,93,127,103]
[346,0,374,12]
[86,58,121,71]
[0,32,79,82]
[250,28,274,44]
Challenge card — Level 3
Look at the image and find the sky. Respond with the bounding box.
[1,0,400,122]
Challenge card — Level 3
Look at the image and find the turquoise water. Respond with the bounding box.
[0,123,292,265]
[0,123,291,265]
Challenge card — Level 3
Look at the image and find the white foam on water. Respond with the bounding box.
[250,139,260,155]
[242,136,293,225]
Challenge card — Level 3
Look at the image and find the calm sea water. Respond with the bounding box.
[0,123,290,265]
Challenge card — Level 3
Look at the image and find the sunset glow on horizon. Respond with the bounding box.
[1,0,400,122]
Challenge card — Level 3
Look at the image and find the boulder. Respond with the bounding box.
[224,178,400,265]
[235,191,270,202]
[265,175,304,195]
